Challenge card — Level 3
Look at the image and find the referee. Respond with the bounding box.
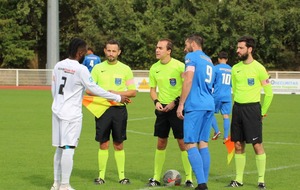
[91,39,137,185]
[147,39,193,187]
[227,36,273,189]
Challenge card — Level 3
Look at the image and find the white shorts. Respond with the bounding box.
[52,113,82,147]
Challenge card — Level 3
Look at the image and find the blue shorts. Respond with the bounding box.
[214,101,232,115]
[184,110,214,143]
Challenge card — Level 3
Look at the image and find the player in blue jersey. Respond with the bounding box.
[211,51,232,143]
[177,34,215,190]
[82,47,101,72]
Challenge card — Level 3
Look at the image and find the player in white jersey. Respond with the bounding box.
[50,38,129,190]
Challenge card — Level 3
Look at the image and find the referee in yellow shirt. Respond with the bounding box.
[147,39,193,187]
[91,39,137,185]
[227,36,273,189]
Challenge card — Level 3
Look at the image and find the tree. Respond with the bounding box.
[0,0,45,68]
[0,0,299,70]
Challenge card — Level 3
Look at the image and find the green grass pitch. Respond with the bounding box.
[0,89,299,189]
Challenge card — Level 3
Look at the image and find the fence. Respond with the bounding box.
[0,69,149,86]
[0,69,300,94]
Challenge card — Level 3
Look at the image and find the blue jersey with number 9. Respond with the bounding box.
[184,50,215,112]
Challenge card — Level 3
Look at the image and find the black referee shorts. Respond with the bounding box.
[231,102,263,144]
[95,106,128,143]
[154,105,183,139]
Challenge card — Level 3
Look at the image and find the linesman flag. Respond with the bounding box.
[224,136,235,165]
[82,95,123,118]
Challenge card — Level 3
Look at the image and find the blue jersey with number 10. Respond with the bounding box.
[213,63,232,102]
[184,50,215,112]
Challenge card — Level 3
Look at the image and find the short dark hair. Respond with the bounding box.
[87,47,94,52]
[186,34,204,48]
[218,51,228,59]
[159,38,173,51]
[68,38,87,58]
[105,39,121,49]
[238,36,256,49]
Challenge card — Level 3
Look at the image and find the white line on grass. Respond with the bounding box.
[128,117,300,189]
[127,118,300,146]
[264,141,300,145]
[127,130,152,136]
[210,164,300,180]
[128,116,155,121]
[136,186,164,190]
[127,117,154,135]
[136,164,300,190]
[127,117,153,136]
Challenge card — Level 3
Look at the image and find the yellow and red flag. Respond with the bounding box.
[82,95,123,118]
[224,136,235,165]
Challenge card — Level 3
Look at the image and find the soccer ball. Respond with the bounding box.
[163,169,182,186]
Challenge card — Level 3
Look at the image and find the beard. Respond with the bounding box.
[238,52,249,61]
[78,55,85,64]
[107,56,117,62]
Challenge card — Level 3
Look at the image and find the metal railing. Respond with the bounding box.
[0,69,149,86]
[0,69,299,86]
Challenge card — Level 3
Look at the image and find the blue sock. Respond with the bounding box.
[187,147,205,184]
[223,118,230,139]
[211,116,219,133]
[199,147,210,182]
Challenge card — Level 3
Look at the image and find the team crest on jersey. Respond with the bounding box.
[115,78,122,86]
[169,78,176,86]
[185,59,190,64]
[248,78,254,86]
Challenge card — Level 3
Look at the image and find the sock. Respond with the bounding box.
[114,150,125,180]
[53,147,62,183]
[98,149,109,179]
[153,149,166,181]
[235,153,246,183]
[211,116,219,133]
[199,147,210,183]
[60,148,75,185]
[223,118,230,139]
[187,147,205,184]
[181,150,192,181]
[256,153,266,183]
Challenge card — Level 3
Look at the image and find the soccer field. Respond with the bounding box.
[0,89,299,190]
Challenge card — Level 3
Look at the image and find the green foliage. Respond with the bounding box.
[0,0,45,68]
[0,0,299,69]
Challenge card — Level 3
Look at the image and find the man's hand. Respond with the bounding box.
[120,95,131,104]
[155,102,164,111]
[162,101,175,112]
[176,104,184,120]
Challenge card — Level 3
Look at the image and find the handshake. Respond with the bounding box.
[120,95,131,104]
